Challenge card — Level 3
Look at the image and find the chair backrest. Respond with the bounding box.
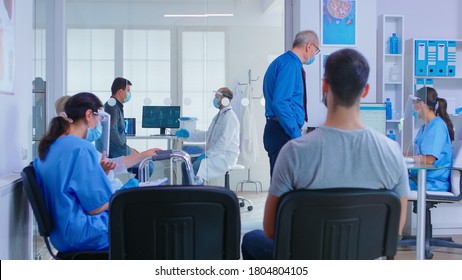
[21,165,61,259]
[21,165,54,238]
[109,186,241,260]
[451,142,462,197]
[451,114,462,196]
[273,188,401,260]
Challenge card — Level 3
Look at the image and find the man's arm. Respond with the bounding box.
[263,193,280,240]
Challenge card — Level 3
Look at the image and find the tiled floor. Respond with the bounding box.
[237,190,462,260]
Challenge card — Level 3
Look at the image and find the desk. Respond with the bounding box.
[407,162,442,260]
[126,135,177,149]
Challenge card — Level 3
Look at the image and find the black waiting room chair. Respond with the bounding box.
[273,188,402,260]
[21,165,108,260]
[109,185,241,260]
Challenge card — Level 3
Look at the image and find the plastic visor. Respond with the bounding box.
[97,110,111,156]
[403,92,429,156]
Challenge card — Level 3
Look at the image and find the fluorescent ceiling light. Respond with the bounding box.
[164,13,234,18]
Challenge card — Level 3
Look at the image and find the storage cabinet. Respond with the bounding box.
[377,15,404,148]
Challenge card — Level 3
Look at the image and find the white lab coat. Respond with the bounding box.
[188,106,240,180]
[234,84,259,168]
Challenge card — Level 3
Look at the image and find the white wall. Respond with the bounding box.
[0,0,34,260]
[0,0,33,178]
[377,0,461,40]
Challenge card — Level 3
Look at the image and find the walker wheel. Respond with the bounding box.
[247,206,253,211]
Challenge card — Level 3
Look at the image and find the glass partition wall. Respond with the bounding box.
[33,0,283,259]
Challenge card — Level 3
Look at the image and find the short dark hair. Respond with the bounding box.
[324,48,369,107]
[111,77,132,96]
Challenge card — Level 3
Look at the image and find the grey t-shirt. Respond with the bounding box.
[270,125,409,198]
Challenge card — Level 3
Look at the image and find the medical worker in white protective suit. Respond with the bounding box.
[176,87,240,181]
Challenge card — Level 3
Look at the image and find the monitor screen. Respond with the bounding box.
[142,106,181,134]
[124,118,136,136]
[359,103,387,135]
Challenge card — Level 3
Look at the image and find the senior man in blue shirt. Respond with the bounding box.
[263,30,320,176]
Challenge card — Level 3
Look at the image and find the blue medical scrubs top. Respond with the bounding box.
[410,116,452,191]
[34,135,113,252]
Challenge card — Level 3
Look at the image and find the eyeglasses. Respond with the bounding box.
[312,43,320,55]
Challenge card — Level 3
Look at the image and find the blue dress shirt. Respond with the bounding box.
[263,51,305,139]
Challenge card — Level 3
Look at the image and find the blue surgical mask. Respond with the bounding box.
[86,121,103,142]
[305,56,315,65]
[124,91,132,103]
[412,111,419,118]
[213,98,220,109]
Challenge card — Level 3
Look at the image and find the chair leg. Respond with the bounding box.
[238,196,253,211]
[224,171,230,190]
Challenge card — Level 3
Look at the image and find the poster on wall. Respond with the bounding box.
[321,0,356,46]
[0,0,14,95]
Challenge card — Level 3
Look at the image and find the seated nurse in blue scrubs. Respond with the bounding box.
[409,87,454,192]
[34,92,115,252]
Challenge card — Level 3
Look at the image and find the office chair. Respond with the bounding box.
[400,165,462,259]
[273,188,401,260]
[109,186,241,259]
[21,165,108,260]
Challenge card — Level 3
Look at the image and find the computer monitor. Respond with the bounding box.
[359,103,387,135]
[124,118,136,136]
[142,106,181,135]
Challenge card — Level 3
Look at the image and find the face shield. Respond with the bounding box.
[97,110,111,156]
[403,89,429,155]
[213,90,232,106]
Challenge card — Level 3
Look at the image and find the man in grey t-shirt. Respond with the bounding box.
[241,48,409,260]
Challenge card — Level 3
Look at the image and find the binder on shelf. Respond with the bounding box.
[436,40,447,76]
[415,40,427,76]
[425,78,434,88]
[447,40,456,76]
[427,40,437,76]
[414,78,425,92]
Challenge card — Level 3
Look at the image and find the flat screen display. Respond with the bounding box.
[124,118,136,136]
[359,103,387,135]
[142,106,181,134]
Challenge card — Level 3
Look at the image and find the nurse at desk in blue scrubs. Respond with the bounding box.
[408,87,454,192]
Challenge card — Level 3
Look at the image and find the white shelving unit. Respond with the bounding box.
[378,15,404,148]
[403,38,462,150]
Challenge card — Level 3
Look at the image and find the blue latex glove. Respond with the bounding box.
[117,178,139,192]
[175,129,190,138]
